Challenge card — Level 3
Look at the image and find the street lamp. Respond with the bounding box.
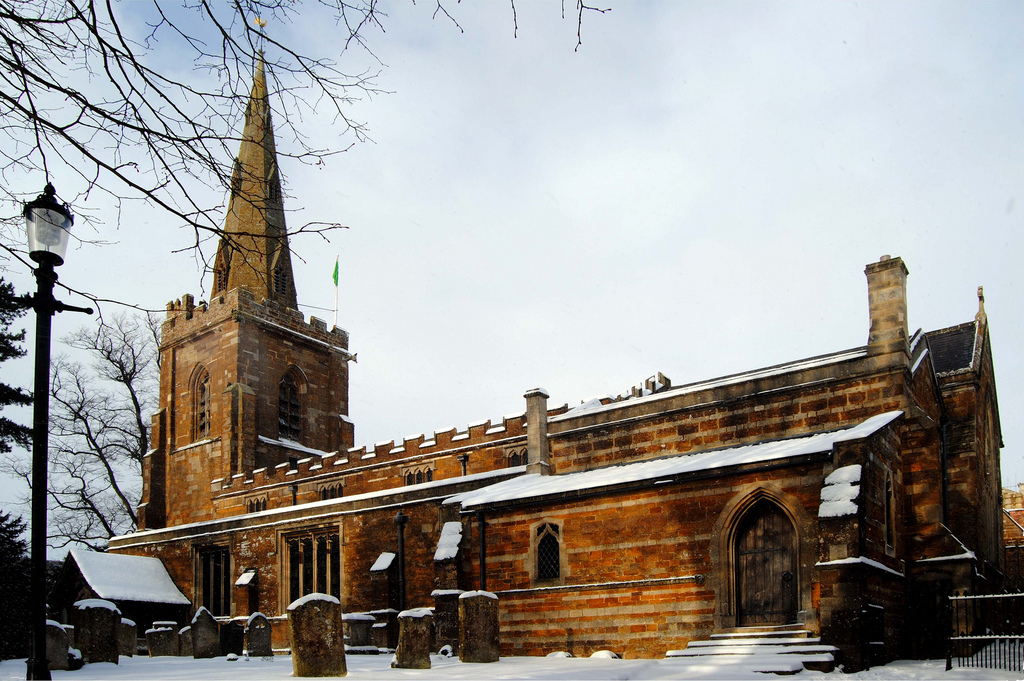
[21,184,92,681]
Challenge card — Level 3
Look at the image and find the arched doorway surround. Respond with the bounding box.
[709,484,818,632]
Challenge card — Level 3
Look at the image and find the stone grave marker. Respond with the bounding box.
[342,613,377,654]
[392,608,433,669]
[288,593,346,677]
[178,626,193,657]
[220,618,245,656]
[458,591,499,663]
[73,598,120,665]
[190,607,220,659]
[45,620,69,671]
[117,619,136,657]
[245,612,273,657]
[145,623,178,656]
[431,589,463,654]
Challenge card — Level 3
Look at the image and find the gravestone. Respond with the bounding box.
[392,608,432,669]
[45,620,69,671]
[431,590,463,654]
[73,598,120,665]
[118,619,136,657]
[190,607,220,659]
[342,613,377,653]
[458,591,499,663]
[245,612,273,657]
[369,608,398,650]
[61,624,75,649]
[220,618,245,656]
[178,626,193,657]
[146,625,178,656]
[288,593,346,677]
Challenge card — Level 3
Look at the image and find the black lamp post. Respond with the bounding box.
[20,184,92,681]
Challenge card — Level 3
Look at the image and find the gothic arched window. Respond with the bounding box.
[192,367,211,441]
[536,522,562,581]
[278,373,301,441]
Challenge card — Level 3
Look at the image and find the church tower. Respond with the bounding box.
[138,57,354,530]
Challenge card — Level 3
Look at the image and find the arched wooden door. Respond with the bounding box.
[736,500,798,626]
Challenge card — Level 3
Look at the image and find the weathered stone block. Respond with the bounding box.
[342,612,377,653]
[73,598,120,665]
[432,590,463,654]
[45,620,69,671]
[288,593,347,677]
[146,625,178,657]
[190,607,220,659]
[178,626,193,657]
[118,619,136,657]
[245,612,273,657]
[459,591,499,663]
[393,608,432,669]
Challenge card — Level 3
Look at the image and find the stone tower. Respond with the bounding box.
[138,57,354,530]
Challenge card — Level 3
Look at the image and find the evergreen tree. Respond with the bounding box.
[0,512,31,659]
[0,277,31,455]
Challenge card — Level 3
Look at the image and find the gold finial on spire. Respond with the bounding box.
[254,17,267,28]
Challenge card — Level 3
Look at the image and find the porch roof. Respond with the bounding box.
[70,548,190,605]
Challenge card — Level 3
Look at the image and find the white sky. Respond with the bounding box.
[2,2,1023,531]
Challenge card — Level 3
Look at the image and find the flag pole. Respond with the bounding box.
[332,255,339,329]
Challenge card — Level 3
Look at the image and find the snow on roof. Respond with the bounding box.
[552,348,869,421]
[434,521,463,561]
[447,411,902,509]
[258,435,332,458]
[71,549,190,605]
[370,552,395,572]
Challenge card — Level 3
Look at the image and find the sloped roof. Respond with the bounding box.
[447,411,903,510]
[71,549,190,605]
[926,322,977,375]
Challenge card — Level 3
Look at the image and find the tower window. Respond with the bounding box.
[279,374,301,441]
[193,367,211,441]
[273,263,288,297]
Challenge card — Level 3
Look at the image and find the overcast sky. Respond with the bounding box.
[3,2,1023,535]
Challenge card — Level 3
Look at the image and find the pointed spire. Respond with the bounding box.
[213,52,298,308]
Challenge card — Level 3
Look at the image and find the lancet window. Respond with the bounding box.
[278,372,302,441]
[192,367,211,441]
[535,522,562,582]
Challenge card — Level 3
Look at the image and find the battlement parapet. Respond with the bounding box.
[162,287,349,349]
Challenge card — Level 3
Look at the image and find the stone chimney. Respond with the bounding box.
[865,255,910,359]
[524,388,551,475]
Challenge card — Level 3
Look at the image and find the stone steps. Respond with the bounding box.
[666,624,838,674]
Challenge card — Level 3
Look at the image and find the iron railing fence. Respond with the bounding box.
[947,590,1024,672]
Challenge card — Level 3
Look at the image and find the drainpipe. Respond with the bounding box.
[395,510,408,611]
[476,510,487,591]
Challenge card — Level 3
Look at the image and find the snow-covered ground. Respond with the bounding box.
[0,655,1020,681]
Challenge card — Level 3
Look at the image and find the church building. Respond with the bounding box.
[109,60,1005,671]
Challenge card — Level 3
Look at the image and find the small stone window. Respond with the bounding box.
[404,467,433,486]
[319,484,342,501]
[246,495,268,513]
[192,367,211,441]
[535,522,562,582]
[507,446,528,468]
[278,373,301,441]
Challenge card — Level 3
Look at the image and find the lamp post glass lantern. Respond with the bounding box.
[21,183,88,681]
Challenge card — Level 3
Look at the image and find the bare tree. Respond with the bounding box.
[0,1,607,291]
[2,312,159,549]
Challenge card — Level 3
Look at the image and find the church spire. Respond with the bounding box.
[212,53,297,308]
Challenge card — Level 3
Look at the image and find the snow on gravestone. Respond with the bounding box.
[392,608,432,669]
[341,613,376,652]
[288,593,347,677]
[459,591,499,663]
[245,612,273,657]
[178,626,193,657]
[73,599,120,665]
[190,607,220,659]
[145,624,178,657]
[45,620,69,671]
[118,619,136,657]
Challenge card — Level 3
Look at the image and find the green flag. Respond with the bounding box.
[332,257,339,286]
